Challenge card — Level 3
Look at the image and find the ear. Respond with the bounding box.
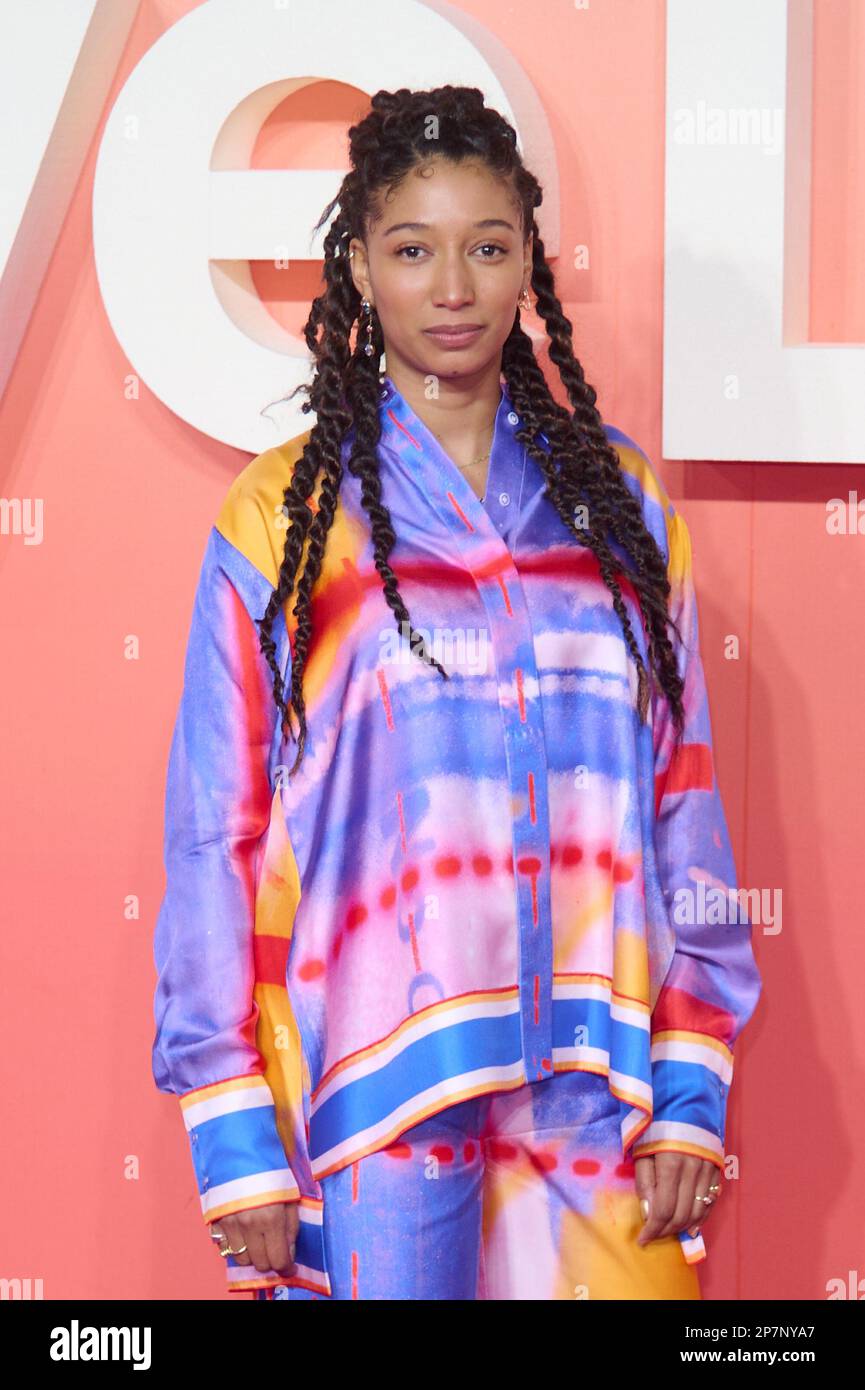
[348,238,370,299]
[523,230,534,282]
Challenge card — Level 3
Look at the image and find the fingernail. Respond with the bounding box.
[688,1225,700,1238]
[639,1198,650,1221]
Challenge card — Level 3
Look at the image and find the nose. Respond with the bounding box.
[430,253,476,309]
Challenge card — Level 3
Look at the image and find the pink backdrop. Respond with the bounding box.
[2,0,863,1300]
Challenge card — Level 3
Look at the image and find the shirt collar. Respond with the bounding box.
[378,375,528,530]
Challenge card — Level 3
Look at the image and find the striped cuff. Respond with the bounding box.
[222,1196,332,1296]
[179,1074,301,1223]
[631,1030,733,1169]
[678,1227,707,1264]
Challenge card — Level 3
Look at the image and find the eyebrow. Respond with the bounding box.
[382,219,517,238]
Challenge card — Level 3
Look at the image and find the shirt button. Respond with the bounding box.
[499,492,510,506]
[507,411,519,425]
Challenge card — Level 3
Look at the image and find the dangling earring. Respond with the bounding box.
[518,287,532,311]
[361,298,376,356]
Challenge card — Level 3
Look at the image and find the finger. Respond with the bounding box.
[263,1202,300,1278]
[687,1161,722,1236]
[633,1155,656,1209]
[229,1209,278,1274]
[636,1153,683,1245]
[209,1216,252,1266]
[639,1153,703,1243]
[667,1157,703,1239]
[633,1156,658,1242]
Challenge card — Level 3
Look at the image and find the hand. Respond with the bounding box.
[634,1153,721,1246]
[210,1201,300,1277]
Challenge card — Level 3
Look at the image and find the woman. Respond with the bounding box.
[152,85,762,1300]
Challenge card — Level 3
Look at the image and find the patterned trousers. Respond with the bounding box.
[255,1070,703,1300]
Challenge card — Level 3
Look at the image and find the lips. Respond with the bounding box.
[422,325,485,348]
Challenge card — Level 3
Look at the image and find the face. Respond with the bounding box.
[348,157,532,384]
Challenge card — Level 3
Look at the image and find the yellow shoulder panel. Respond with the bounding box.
[214,429,312,588]
[214,428,370,661]
[606,430,684,583]
[665,504,693,593]
[608,433,673,517]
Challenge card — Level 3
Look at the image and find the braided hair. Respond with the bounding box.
[257,84,686,778]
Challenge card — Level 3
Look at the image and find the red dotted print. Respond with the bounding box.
[376,668,395,731]
[407,913,422,972]
[384,1142,413,1161]
[298,958,325,982]
[529,1150,558,1174]
[517,854,541,875]
[429,1144,455,1165]
[496,574,514,617]
[386,409,420,448]
[328,839,638,962]
[572,1158,601,1177]
[446,491,475,532]
[396,790,408,853]
[345,903,367,931]
[434,856,461,878]
[515,668,527,721]
[518,855,542,926]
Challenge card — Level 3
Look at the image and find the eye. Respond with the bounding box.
[394,242,508,262]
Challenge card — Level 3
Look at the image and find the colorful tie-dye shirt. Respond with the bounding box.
[151,374,762,1295]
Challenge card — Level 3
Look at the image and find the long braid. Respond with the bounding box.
[257,85,686,778]
[343,347,449,684]
[500,232,685,722]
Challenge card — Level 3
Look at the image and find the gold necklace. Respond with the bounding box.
[433,426,494,472]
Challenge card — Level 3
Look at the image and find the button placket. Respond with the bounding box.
[377,381,555,1081]
[495,608,554,1080]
